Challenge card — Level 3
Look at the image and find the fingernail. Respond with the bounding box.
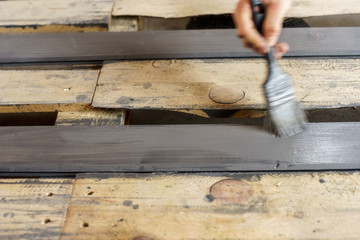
[266,36,277,46]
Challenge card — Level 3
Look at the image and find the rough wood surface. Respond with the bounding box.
[0,0,114,33]
[1,123,360,173]
[56,110,126,126]
[93,58,360,110]
[109,17,138,32]
[0,70,99,113]
[62,172,360,239]
[0,178,74,240]
[1,28,360,64]
[113,0,360,18]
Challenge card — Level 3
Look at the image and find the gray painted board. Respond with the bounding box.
[0,28,360,63]
[1,123,359,173]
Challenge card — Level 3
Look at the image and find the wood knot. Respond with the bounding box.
[209,179,253,204]
[152,60,172,68]
[209,85,245,104]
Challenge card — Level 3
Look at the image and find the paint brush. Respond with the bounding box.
[251,0,307,138]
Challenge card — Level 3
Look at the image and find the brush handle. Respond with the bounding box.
[250,0,265,34]
[250,0,277,66]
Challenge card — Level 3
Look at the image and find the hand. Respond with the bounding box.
[233,0,292,58]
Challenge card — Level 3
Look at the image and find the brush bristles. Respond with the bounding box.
[264,101,307,138]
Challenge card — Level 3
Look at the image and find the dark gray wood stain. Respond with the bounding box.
[0,28,359,63]
[1,123,360,173]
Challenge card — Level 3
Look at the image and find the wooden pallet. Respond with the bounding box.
[2,2,360,239]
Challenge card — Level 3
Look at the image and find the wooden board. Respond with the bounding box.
[62,172,360,239]
[0,0,114,33]
[55,110,126,126]
[0,178,73,240]
[1,28,360,63]
[93,58,360,110]
[1,123,360,173]
[0,70,99,113]
[113,0,360,18]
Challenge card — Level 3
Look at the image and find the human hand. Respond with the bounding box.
[233,0,292,58]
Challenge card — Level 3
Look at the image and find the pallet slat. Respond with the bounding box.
[0,0,114,33]
[0,70,99,113]
[113,0,360,18]
[1,123,360,173]
[62,172,360,239]
[0,178,74,240]
[93,58,360,110]
[1,28,360,63]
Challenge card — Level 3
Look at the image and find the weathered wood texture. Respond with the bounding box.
[62,172,360,239]
[0,178,74,240]
[56,110,126,126]
[1,123,360,173]
[0,0,114,33]
[1,28,360,63]
[0,70,99,113]
[113,0,360,18]
[93,58,360,110]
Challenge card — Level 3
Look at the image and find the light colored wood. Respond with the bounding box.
[56,109,126,126]
[0,0,114,33]
[113,0,360,18]
[0,70,99,113]
[92,58,360,110]
[0,178,74,240]
[62,172,360,239]
[109,17,138,32]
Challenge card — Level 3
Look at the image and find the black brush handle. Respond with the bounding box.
[251,0,265,34]
[250,0,276,65]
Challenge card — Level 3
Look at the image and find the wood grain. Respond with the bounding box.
[113,0,360,18]
[93,58,360,110]
[0,0,113,33]
[1,28,360,63]
[0,178,74,240]
[62,172,360,239]
[0,70,99,113]
[1,123,360,173]
[55,110,126,126]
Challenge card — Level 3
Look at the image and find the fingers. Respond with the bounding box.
[233,0,268,54]
[233,0,292,58]
[262,0,292,46]
[274,42,289,59]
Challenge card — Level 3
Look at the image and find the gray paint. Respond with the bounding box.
[0,123,360,173]
[0,28,359,63]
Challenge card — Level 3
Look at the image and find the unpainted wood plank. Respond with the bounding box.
[109,17,139,32]
[0,178,74,240]
[62,172,360,239]
[92,58,360,110]
[0,70,99,113]
[0,0,114,33]
[113,0,360,18]
[56,109,126,126]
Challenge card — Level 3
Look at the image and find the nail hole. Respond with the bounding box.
[42,218,51,224]
[46,192,53,197]
[86,191,94,196]
[82,222,89,228]
[274,161,280,169]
